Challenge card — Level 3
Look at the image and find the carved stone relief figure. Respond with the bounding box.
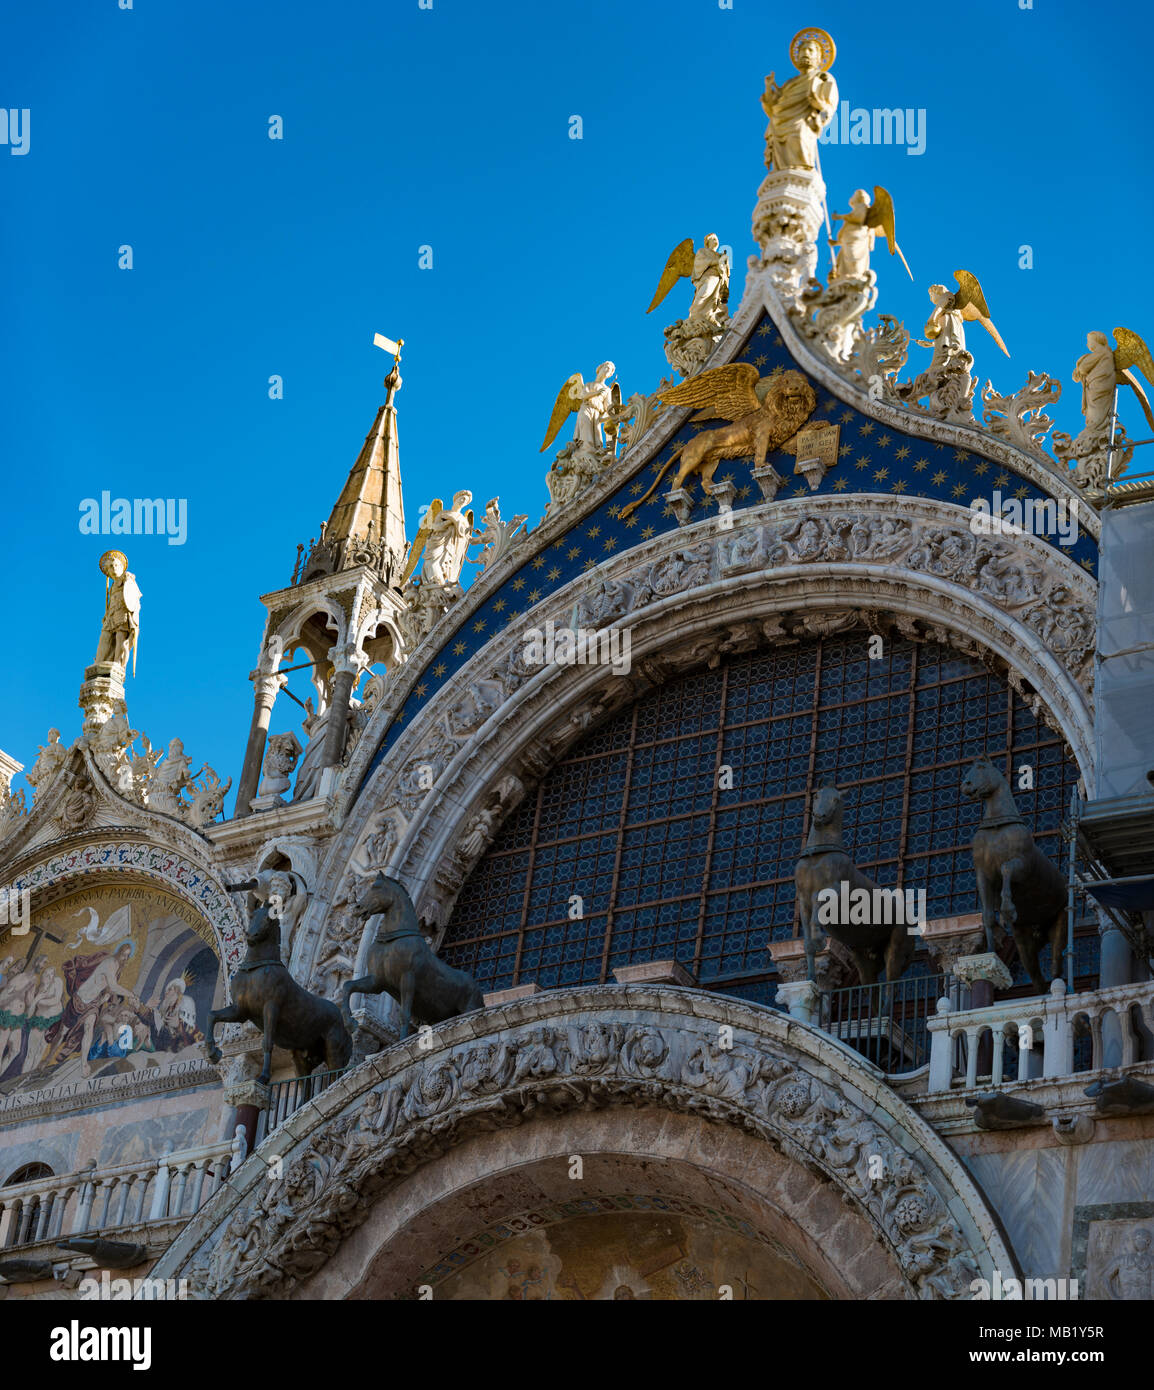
[26,729,68,803]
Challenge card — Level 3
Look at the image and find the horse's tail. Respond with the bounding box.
[619,446,685,519]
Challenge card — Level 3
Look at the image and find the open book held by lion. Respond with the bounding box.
[619,364,817,518]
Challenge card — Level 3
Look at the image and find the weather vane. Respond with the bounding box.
[373,331,404,375]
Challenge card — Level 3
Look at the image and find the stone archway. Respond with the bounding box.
[10,844,244,971]
[153,989,1018,1300]
[300,490,1096,990]
[301,1116,887,1300]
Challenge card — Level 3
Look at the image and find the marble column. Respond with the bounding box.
[776,979,822,1026]
[236,669,286,818]
[319,644,365,773]
[953,953,1013,1082]
[1098,911,1133,1069]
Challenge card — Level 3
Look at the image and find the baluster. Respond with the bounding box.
[991,1027,1005,1085]
[188,1160,208,1213]
[95,1179,114,1228]
[1121,1006,1138,1067]
[22,1198,38,1246]
[1017,1023,1031,1081]
[965,1028,979,1088]
[112,1176,131,1228]
[149,1150,173,1221]
[34,1191,55,1243]
[0,1198,12,1249]
[1089,1011,1104,1072]
[9,1199,25,1246]
[75,1174,96,1234]
[170,1162,190,1218]
[132,1175,149,1226]
[927,1000,953,1093]
[49,1185,74,1240]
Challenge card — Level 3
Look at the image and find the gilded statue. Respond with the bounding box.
[540,363,621,456]
[92,550,142,676]
[1052,328,1154,482]
[829,186,911,282]
[619,365,816,517]
[918,270,1009,367]
[647,235,730,329]
[401,491,477,587]
[761,28,838,172]
[1072,329,1154,440]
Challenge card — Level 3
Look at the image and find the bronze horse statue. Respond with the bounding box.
[206,903,351,1085]
[342,874,485,1039]
[794,785,915,986]
[961,756,1065,993]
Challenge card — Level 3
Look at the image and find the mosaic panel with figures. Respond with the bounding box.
[0,880,221,1098]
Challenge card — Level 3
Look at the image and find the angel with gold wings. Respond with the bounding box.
[539,363,620,456]
[619,364,816,518]
[400,490,476,588]
[917,270,1009,368]
[647,234,730,328]
[829,187,912,282]
[1071,329,1154,438]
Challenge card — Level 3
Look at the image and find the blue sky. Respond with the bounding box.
[1,0,1148,811]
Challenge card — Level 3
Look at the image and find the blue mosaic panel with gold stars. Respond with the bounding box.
[362,312,1097,795]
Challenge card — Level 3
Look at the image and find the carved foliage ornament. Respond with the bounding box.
[319,501,1092,969]
[182,1008,984,1301]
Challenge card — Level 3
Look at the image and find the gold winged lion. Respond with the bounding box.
[619,364,816,519]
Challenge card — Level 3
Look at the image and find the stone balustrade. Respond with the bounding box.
[927,978,1154,1092]
[0,1129,245,1252]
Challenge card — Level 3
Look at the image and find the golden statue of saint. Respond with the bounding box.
[761,28,838,172]
[93,550,142,676]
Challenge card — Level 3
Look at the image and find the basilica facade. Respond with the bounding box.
[2,29,1153,1303]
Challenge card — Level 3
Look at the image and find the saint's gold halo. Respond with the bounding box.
[790,26,835,72]
[99,549,128,577]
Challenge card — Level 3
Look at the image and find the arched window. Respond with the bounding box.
[5,1163,53,1186]
[440,633,1081,1003]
